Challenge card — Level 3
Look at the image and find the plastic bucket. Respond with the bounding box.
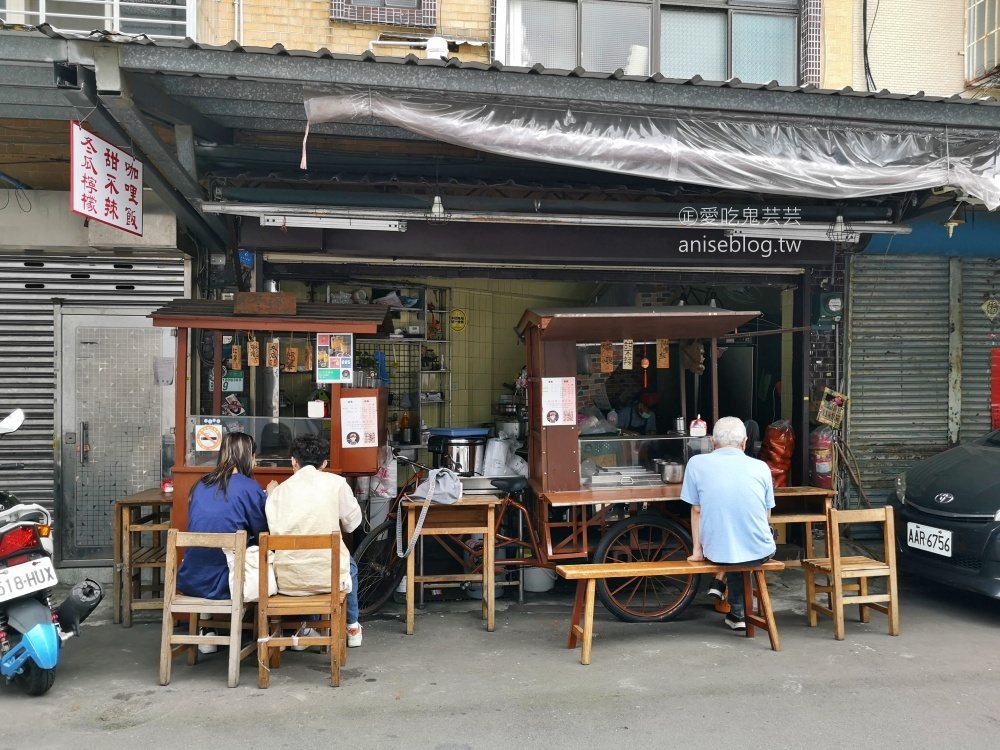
[523,567,557,593]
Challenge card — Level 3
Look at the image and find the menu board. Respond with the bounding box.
[340,396,378,448]
[316,333,354,384]
[540,377,577,426]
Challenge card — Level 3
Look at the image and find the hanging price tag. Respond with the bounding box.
[622,339,634,370]
[266,342,280,368]
[247,335,259,367]
[284,347,299,372]
[304,342,314,370]
[230,343,242,372]
[600,341,614,373]
[656,339,670,369]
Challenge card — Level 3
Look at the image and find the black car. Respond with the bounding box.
[889,429,1000,598]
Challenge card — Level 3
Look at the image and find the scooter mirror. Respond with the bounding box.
[0,409,25,435]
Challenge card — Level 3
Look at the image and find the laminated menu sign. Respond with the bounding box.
[341,396,377,448]
[69,121,143,235]
[316,333,353,384]
[540,377,577,426]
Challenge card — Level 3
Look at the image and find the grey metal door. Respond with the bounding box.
[56,308,175,564]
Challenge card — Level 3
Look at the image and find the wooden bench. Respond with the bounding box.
[555,559,785,664]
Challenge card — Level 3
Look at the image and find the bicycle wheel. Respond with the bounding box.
[354,518,406,616]
[593,514,699,623]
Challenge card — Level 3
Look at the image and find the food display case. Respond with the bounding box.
[150,295,392,531]
[515,306,762,563]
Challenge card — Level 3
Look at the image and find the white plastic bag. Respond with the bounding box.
[370,445,398,503]
[483,437,512,476]
[224,545,277,603]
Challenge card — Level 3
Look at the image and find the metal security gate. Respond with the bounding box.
[847,255,951,504]
[0,254,185,563]
[961,258,1000,440]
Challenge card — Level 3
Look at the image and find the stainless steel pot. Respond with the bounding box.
[660,461,685,483]
[427,436,486,476]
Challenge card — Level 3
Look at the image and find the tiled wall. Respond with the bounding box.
[448,279,597,426]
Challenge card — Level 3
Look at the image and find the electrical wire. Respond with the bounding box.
[862,0,883,92]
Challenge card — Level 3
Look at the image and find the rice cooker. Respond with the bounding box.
[428,435,486,477]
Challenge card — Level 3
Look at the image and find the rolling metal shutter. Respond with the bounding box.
[961,258,1000,440]
[847,255,950,504]
[0,254,185,509]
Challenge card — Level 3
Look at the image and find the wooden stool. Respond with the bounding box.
[113,490,173,627]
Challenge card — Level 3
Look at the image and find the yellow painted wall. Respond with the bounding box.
[199,0,490,60]
[821,0,855,89]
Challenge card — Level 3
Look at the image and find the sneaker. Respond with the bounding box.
[724,614,746,631]
[198,629,218,654]
[347,623,362,648]
[290,627,321,651]
[707,578,727,602]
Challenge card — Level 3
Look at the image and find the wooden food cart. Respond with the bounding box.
[150,295,392,532]
[515,306,832,623]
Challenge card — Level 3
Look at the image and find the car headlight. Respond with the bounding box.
[895,473,906,503]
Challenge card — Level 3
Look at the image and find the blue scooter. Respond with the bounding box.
[0,409,102,696]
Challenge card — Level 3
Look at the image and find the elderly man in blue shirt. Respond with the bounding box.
[681,416,776,630]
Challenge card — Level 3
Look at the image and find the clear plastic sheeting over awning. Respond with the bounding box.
[302,87,1000,209]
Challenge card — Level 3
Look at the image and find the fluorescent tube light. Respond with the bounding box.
[726,225,859,242]
[260,216,407,232]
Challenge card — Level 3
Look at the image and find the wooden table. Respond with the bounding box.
[113,488,174,627]
[402,497,500,635]
[771,486,835,566]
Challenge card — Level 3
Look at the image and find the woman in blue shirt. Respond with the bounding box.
[176,432,268,599]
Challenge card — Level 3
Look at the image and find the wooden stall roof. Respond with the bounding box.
[515,306,761,343]
[148,299,393,335]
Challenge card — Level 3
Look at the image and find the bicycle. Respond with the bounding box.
[353,450,544,616]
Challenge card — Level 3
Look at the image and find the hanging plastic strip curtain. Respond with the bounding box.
[301,86,1000,209]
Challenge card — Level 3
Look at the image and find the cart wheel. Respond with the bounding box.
[593,514,699,623]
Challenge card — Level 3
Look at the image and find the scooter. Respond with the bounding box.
[0,409,103,696]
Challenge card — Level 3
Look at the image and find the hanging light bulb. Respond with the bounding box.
[708,291,719,308]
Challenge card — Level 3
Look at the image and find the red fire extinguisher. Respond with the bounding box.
[809,426,834,489]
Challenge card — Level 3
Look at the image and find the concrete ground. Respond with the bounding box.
[3,564,998,750]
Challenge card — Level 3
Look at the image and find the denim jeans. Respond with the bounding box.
[718,556,772,619]
[346,556,359,625]
[308,556,359,625]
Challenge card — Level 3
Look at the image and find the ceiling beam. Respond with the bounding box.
[126,74,233,146]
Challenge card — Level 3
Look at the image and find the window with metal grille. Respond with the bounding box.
[967,0,999,82]
[1,0,194,39]
[332,0,436,27]
[504,0,798,83]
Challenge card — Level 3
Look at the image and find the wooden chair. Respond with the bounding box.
[802,506,900,640]
[256,532,347,689]
[159,529,255,688]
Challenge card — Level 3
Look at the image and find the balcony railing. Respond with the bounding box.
[1,0,196,40]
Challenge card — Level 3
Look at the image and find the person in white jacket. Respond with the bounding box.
[266,435,364,648]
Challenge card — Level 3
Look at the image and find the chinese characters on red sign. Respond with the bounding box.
[70,121,143,236]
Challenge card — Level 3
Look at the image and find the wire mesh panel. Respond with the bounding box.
[355,340,420,417]
[72,327,166,556]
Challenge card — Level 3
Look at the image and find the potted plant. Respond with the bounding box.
[356,353,379,388]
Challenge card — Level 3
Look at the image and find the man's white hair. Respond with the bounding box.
[712,416,747,447]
